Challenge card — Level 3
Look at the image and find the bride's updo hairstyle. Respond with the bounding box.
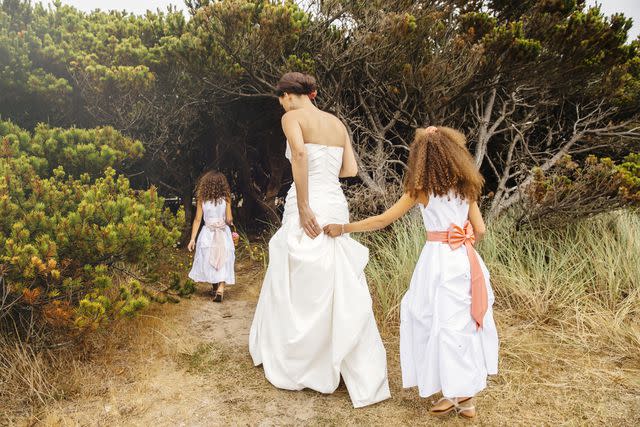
[275,72,317,97]
[404,126,484,201]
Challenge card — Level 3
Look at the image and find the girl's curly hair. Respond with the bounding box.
[196,171,230,204]
[404,126,484,201]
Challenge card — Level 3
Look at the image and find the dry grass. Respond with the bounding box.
[482,212,640,359]
[0,337,60,410]
[0,303,182,424]
[362,210,640,359]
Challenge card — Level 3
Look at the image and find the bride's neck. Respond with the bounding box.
[289,97,315,110]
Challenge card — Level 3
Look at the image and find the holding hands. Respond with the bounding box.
[323,223,344,237]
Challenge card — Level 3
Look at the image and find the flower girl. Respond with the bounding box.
[188,171,237,302]
[324,126,499,419]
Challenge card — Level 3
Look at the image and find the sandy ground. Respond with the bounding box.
[10,255,640,426]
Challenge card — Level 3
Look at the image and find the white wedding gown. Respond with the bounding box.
[249,143,391,408]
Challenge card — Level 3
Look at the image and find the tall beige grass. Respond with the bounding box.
[0,336,60,411]
[362,209,640,356]
[359,212,425,335]
[0,300,180,421]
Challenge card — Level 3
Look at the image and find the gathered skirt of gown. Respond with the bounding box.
[400,196,499,398]
[249,144,390,408]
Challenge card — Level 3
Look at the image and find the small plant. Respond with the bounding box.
[167,272,196,298]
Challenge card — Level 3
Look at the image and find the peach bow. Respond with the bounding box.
[427,221,488,329]
[205,219,228,270]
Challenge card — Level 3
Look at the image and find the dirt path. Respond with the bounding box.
[18,256,640,426]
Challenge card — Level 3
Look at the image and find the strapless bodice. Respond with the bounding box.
[283,143,347,224]
[285,143,344,185]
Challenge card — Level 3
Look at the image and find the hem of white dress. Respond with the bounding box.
[417,385,485,399]
[187,273,236,285]
[403,371,498,399]
[351,392,391,409]
[252,356,390,408]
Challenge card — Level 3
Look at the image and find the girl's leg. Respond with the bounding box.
[214,281,225,303]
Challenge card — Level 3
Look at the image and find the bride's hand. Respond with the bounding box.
[323,224,344,237]
[299,205,322,239]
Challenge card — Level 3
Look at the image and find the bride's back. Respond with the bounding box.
[288,108,347,147]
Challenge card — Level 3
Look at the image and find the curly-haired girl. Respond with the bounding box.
[188,171,236,302]
[324,126,499,419]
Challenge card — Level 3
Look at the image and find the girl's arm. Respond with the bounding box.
[225,197,233,225]
[188,199,203,252]
[339,125,358,178]
[324,193,418,237]
[467,201,486,242]
[282,111,322,239]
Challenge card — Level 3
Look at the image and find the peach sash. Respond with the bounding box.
[426,220,488,329]
[205,219,227,270]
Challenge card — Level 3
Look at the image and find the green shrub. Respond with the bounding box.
[0,120,183,340]
[519,154,640,227]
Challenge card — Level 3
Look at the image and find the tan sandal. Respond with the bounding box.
[429,397,472,417]
[455,400,477,419]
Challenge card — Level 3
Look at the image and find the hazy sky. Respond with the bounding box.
[44,0,640,41]
[586,0,640,40]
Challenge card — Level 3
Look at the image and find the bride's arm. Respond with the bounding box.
[324,193,418,236]
[339,125,357,177]
[282,111,322,238]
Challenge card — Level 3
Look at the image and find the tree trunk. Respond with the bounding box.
[229,139,281,227]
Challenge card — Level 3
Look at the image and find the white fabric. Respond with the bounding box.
[249,143,391,408]
[400,194,499,398]
[188,199,235,284]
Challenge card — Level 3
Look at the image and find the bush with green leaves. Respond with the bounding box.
[0,119,184,339]
[518,153,640,227]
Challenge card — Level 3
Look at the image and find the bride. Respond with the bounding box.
[249,72,390,408]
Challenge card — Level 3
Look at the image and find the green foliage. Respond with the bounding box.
[1,121,144,178]
[168,272,197,298]
[0,0,190,128]
[618,152,640,196]
[521,153,640,226]
[1,0,639,226]
[0,119,184,338]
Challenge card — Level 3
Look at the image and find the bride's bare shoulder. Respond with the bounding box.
[323,111,347,131]
[281,110,302,122]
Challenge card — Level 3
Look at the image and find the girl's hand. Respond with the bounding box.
[299,205,322,239]
[323,224,344,237]
[187,239,196,252]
